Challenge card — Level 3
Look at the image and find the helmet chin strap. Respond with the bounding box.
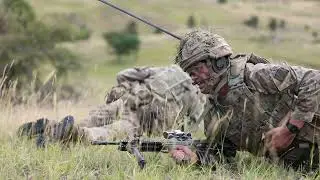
[213,74,228,95]
[209,74,230,111]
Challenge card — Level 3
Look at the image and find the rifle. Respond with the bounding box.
[91,130,208,169]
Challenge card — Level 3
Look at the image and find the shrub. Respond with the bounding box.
[268,18,277,32]
[312,31,318,40]
[243,15,259,29]
[103,31,140,63]
[187,15,196,28]
[217,0,227,4]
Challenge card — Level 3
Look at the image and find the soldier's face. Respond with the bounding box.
[187,62,220,94]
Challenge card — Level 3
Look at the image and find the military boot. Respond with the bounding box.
[17,118,49,138]
[43,115,76,146]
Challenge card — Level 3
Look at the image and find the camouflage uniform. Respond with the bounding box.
[175,30,320,170]
[18,65,208,144]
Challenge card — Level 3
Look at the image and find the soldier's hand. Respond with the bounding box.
[169,145,198,164]
[264,126,295,157]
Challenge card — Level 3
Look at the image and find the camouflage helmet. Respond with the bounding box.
[175,30,233,71]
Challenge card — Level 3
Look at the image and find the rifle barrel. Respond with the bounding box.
[97,0,181,40]
[91,141,121,145]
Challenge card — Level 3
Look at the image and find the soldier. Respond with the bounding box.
[170,29,320,171]
[18,65,208,145]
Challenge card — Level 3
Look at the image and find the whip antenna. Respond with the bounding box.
[97,0,181,40]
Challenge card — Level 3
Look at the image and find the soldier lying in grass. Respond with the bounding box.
[17,65,209,146]
[170,29,320,172]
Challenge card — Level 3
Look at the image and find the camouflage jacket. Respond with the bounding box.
[202,53,320,159]
[105,65,208,137]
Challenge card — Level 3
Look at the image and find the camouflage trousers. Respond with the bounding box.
[17,98,186,145]
[17,101,131,145]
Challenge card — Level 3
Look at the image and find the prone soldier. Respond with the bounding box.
[170,29,320,171]
[18,65,209,145]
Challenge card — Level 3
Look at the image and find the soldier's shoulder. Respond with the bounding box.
[229,53,249,79]
[229,53,249,60]
[247,53,270,64]
[230,53,270,65]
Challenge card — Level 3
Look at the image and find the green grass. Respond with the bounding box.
[0,137,315,179]
[0,96,318,179]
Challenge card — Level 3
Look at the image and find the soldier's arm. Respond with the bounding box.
[116,66,156,84]
[79,101,122,128]
[245,63,320,122]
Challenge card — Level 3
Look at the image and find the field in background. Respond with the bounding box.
[1,0,320,179]
[29,0,320,97]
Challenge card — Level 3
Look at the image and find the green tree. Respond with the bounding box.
[268,18,277,32]
[312,31,318,42]
[43,13,91,42]
[103,31,140,63]
[243,15,259,29]
[0,0,81,103]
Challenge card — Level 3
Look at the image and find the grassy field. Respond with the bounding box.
[1,0,320,179]
[0,98,317,179]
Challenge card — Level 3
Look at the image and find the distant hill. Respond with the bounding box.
[27,0,320,93]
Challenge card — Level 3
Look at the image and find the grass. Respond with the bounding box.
[0,87,319,179]
[1,0,320,179]
[0,134,313,179]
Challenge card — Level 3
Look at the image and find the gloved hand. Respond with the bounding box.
[169,145,198,164]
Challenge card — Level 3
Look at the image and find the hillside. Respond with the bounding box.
[28,0,320,96]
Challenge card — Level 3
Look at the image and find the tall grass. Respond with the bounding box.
[0,92,318,179]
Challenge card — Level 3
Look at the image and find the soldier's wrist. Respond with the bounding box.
[286,119,304,134]
[288,119,304,129]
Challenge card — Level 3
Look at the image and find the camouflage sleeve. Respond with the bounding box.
[79,101,122,128]
[245,63,320,122]
[116,66,156,84]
